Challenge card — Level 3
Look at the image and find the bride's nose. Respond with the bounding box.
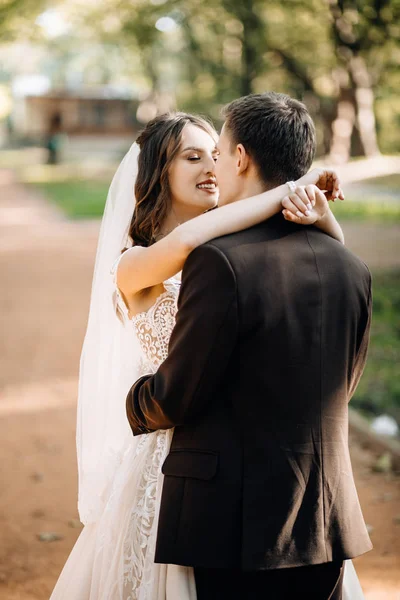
[203,153,216,174]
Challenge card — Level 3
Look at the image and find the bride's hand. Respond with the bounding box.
[295,167,345,201]
[281,184,332,225]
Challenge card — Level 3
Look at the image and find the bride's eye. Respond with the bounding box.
[188,155,200,161]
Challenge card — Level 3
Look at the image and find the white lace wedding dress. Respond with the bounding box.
[50,275,364,600]
[51,276,196,600]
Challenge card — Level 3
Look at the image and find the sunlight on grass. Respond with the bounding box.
[332,200,400,222]
[30,180,109,218]
[353,270,400,422]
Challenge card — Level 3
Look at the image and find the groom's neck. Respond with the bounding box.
[231,177,269,203]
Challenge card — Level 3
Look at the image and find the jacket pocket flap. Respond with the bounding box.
[161,449,218,480]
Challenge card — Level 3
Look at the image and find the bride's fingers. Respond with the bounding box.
[327,169,341,199]
[333,173,342,198]
[282,196,300,216]
[282,209,301,223]
[326,185,344,202]
[315,188,329,208]
[282,194,309,218]
[295,187,313,212]
[317,169,340,200]
[305,185,316,207]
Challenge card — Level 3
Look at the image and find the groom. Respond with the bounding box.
[126,92,372,599]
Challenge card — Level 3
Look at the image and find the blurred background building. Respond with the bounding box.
[13,86,139,138]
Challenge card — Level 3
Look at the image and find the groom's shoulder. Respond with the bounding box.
[185,230,252,276]
[206,220,271,254]
[203,215,291,260]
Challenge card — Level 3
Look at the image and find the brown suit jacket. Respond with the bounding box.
[126,215,373,570]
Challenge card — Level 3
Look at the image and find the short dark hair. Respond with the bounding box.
[222,92,316,186]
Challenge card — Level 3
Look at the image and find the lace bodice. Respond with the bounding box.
[111,254,181,373]
[131,279,180,371]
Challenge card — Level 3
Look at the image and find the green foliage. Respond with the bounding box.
[0,0,47,42]
[352,270,400,422]
[82,0,399,154]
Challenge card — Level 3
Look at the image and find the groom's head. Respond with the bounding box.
[216,92,316,206]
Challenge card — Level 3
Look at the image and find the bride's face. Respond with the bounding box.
[168,124,219,220]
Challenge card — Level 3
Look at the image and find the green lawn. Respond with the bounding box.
[352,270,400,422]
[31,179,109,218]
[332,199,400,222]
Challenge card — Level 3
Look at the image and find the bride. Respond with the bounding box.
[50,112,364,599]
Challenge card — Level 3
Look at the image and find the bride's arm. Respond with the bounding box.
[117,182,294,295]
[314,210,344,244]
[118,170,343,296]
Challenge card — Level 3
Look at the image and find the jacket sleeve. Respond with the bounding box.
[349,272,372,400]
[126,243,238,435]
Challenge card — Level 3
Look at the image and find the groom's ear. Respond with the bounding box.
[236,144,250,176]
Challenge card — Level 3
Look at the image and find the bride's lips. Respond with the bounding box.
[196,178,218,194]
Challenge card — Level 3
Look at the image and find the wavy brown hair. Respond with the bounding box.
[126,112,217,249]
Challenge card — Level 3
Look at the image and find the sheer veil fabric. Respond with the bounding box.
[50,141,364,600]
[76,142,141,526]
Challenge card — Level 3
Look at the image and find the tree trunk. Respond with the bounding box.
[328,0,381,160]
[241,34,256,96]
[236,0,262,96]
[329,69,357,164]
[319,103,336,157]
[328,54,381,163]
[329,93,357,164]
[349,56,380,157]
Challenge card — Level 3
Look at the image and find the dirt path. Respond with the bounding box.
[0,169,399,599]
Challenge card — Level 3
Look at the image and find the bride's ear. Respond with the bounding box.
[236,144,250,175]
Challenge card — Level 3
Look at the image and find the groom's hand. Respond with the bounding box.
[296,167,345,201]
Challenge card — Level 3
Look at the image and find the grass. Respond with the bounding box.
[352,270,400,423]
[331,199,400,222]
[30,179,109,219]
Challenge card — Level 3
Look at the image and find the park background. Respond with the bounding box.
[0,1,399,598]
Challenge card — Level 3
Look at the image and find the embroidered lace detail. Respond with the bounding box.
[122,430,171,599]
[131,279,180,370]
[111,274,180,598]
